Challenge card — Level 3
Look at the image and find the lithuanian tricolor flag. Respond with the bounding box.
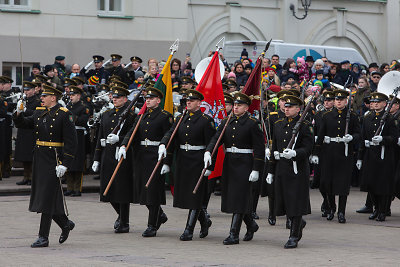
[153,54,174,114]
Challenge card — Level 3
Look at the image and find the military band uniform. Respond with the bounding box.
[315,96,360,222]
[161,90,215,241]
[14,89,41,185]
[13,89,77,247]
[93,98,136,233]
[0,91,8,179]
[80,55,110,84]
[2,86,16,178]
[121,92,172,236]
[65,97,90,196]
[358,94,398,222]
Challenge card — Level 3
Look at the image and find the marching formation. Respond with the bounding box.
[0,43,400,250]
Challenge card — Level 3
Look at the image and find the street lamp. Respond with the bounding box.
[290,0,312,20]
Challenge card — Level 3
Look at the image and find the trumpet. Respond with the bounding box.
[92,91,110,103]
[102,59,111,68]
[124,62,132,69]
[5,92,23,102]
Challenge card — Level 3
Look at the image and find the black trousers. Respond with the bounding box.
[39,213,69,237]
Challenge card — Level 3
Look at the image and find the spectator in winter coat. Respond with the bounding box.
[290,57,309,82]
[234,62,248,89]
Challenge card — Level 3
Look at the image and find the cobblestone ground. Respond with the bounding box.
[0,187,399,266]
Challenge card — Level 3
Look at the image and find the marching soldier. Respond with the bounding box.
[357,92,398,222]
[13,84,77,248]
[206,93,264,245]
[92,86,136,233]
[0,77,8,180]
[118,87,172,237]
[311,90,335,217]
[313,89,360,223]
[267,95,313,249]
[14,81,41,185]
[64,86,90,196]
[159,89,215,241]
[80,55,110,84]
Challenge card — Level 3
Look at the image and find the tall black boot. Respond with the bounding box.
[286,216,291,229]
[111,202,121,229]
[284,216,305,249]
[251,182,261,220]
[156,207,168,230]
[376,196,387,222]
[32,214,51,248]
[180,209,200,241]
[243,214,259,241]
[143,205,159,237]
[198,209,212,238]
[326,194,335,221]
[338,195,347,223]
[369,194,378,220]
[115,203,129,233]
[357,193,373,213]
[321,192,329,217]
[223,213,243,245]
[268,196,276,225]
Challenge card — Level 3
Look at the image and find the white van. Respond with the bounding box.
[223,40,368,66]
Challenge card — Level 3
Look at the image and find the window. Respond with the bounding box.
[0,0,30,10]
[2,62,34,87]
[98,0,123,16]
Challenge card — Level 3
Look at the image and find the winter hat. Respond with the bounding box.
[314,80,323,88]
[315,70,324,75]
[296,57,305,66]
[228,72,236,79]
[241,48,248,57]
[314,59,324,66]
[135,71,144,80]
[44,64,54,74]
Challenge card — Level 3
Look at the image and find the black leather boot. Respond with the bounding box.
[198,209,212,238]
[223,214,243,245]
[376,196,387,222]
[180,209,200,241]
[31,236,49,248]
[111,203,120,229]
[143,206,159,237]
[369,210,378,220]
[338,196,347,223]
[284,216,301,249]
[115,203,129,233]
[59,220,75,244]
[286,216,291,229]
[268,196,276,225]
[243,214,259,241]
[156,207,168,230]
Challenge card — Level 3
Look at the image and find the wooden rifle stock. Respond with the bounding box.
[193,112,233,194]
[145,109,187,188]
[103,113,144,196]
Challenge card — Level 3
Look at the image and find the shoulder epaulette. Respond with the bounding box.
[270,111,278,115]
[275,118,284,124]
[59,107,69,112]
[161,109,172,116]
[322,109,332,117]
[249,116,258,122]
[36,107,46,110]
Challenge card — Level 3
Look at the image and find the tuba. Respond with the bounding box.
[377,70,400,97]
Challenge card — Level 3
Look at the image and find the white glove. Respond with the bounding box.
[265,147,271,160]
[158,144,166,161]
[204,170,212,176]
[248,170,259,182]
[266,173,274,184]
[398,137,400,146]
[273,151,280,160]
[364,140,370,148]
[117,146,126,161]
[372,135,383,145]
[55,165,67,178]
[356,160,362,170]
[84,60,94,70]
[323,136,331,144]
[134,107,140,114]
[107,133,119,145]
[282,148,296,159]
[310,155,319,164]
[314,136,318,142]
[204,151,212,168]
[16,99,26,113]
[343,134,353,143]
[160,164,170,174]
[92,161,100,172]
[100,138,106,147]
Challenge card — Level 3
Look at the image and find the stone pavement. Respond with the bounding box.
[0,184,399,266]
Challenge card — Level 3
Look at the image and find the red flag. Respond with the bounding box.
[196,52,226,179]
[241,57,262,114]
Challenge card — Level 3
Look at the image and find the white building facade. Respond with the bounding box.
[0,0,398,86]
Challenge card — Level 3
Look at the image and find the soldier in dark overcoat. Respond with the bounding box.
[160,89,215,241]
[92,86,136,233]
[206,93,264,245]
[267,95,313,249]
[13,84,77,248]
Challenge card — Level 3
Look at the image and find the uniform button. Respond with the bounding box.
[36,132,38,134]
[49,146,52,149]
[185,134,188,136]
[50,125,53,128]
[145,130,148,132]
[50,133,53,135]
[233,143,235,146]
[56,113,58,115]
[232,135,235,138]
[37,118,40,120]
[147,122,149,125]
[285,131,288,134]
[287,124,290,127]
[112,120,114,122]
[233,127,235,130]
[235,121,238,123]
[337,128,340,130]
[284,139,286,142]
[188,118,191,121]
[114,114,116,116]
[339,115,341,118]
[338,121,341,124]
[187,125,189,128]
[374,124,376,126]
[53,119,55,121]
